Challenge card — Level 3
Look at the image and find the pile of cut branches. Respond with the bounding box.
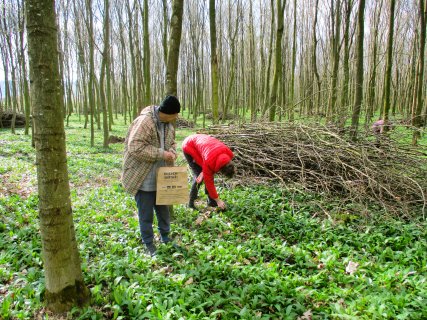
[176,117,195,128]
[204,123,427,217]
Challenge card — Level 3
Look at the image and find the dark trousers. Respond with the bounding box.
[183,153,216,205]
[134,190,170,244]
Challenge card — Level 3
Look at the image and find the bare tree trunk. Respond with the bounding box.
[263,0,275,117]
[126,1,138,118]
[86,0,95,146]
[339,0,354,127]
[209,0,219,123]
[162,0,169,67]
[101,0,110,149]
[26,0,89,312]
[0,45,12,125]
[2,4,18,133]
[382,0,396,132]
[350,0,366,141]
[165,0,184,96]
[73,1,88,128]
[289,0,297,121]
[366,0,382,124]
[312,0,321,116]
[327,0,341,123]
[18,1,31,135]
[223,1,240,123]
[142,0,151,106]
[248,1,256,121]
[104,1,113,131]
[117,4,129,124]
[411,0,427,144]
[268,0,286,121]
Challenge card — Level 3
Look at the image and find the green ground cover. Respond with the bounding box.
[0,116,426,319]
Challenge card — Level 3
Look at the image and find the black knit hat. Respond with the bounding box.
[159,95,181,114]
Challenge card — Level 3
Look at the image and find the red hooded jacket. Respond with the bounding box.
[182,134,234,199]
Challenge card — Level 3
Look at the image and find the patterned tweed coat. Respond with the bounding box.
[121,106,176,195]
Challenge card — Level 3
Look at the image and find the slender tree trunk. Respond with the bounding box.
[312,0,321,116]
[209,0,219,123]
[18,1,31,135]
[268,0,286,121]
[289,0,297,121]
[223,2,240,123]
[412,0,427,144]
[134,16,144,114]
[382,0,396,131]
[327,0,341,123]
[142,0,151,106]
[340,0,353,127]
[165,0,184,96]
[2,5,18,133]
[248,1,256,121]
[26,0,89,312]
[350,0,366,141]
[263,0,275,116]
[117,6,129,124]
[126,2,138,118]
[85,0,96,146]
[366,0,382,124]
[162,0,169,67]
[101,0,110,148]
[0,46,12,125]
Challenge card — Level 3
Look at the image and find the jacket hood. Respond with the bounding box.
[214,153,232,172]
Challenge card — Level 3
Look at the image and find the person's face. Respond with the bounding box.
[159,112,179,123]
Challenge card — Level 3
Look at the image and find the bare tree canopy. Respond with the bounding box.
[0,0,425,136]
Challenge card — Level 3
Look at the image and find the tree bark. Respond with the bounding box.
[18,1,31,135]
[101,0,110,148]
[339,0,354,127]
[382,0,396,132]
[126,1,138,118]
[327,0,341,123]
[142,0,151,106]
[312,0,321,116]
[366,0,382,123]
[289,0,297,121]
[165,0,184,96]
[209,0,219,123]
[268,0,286,121]
[350,0,366,141]
[26,0,89,312]
[411,0,427,144]
[86,0,95,146]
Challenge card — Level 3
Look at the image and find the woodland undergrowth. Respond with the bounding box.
[0,117,426,319]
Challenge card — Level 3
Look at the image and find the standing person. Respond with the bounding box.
[121,95,180,256]
[182,134,236,210]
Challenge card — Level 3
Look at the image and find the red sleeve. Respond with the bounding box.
[202,165,218,199]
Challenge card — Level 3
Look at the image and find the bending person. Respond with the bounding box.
[182,134,235,210]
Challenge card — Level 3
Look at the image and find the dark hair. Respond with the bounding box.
[220,161,236,178]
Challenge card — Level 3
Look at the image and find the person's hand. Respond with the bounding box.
[163,150,176,162]
[196,172,203,184]
[215,198,226,210]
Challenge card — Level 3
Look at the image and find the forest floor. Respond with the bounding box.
[0,116,426,319]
